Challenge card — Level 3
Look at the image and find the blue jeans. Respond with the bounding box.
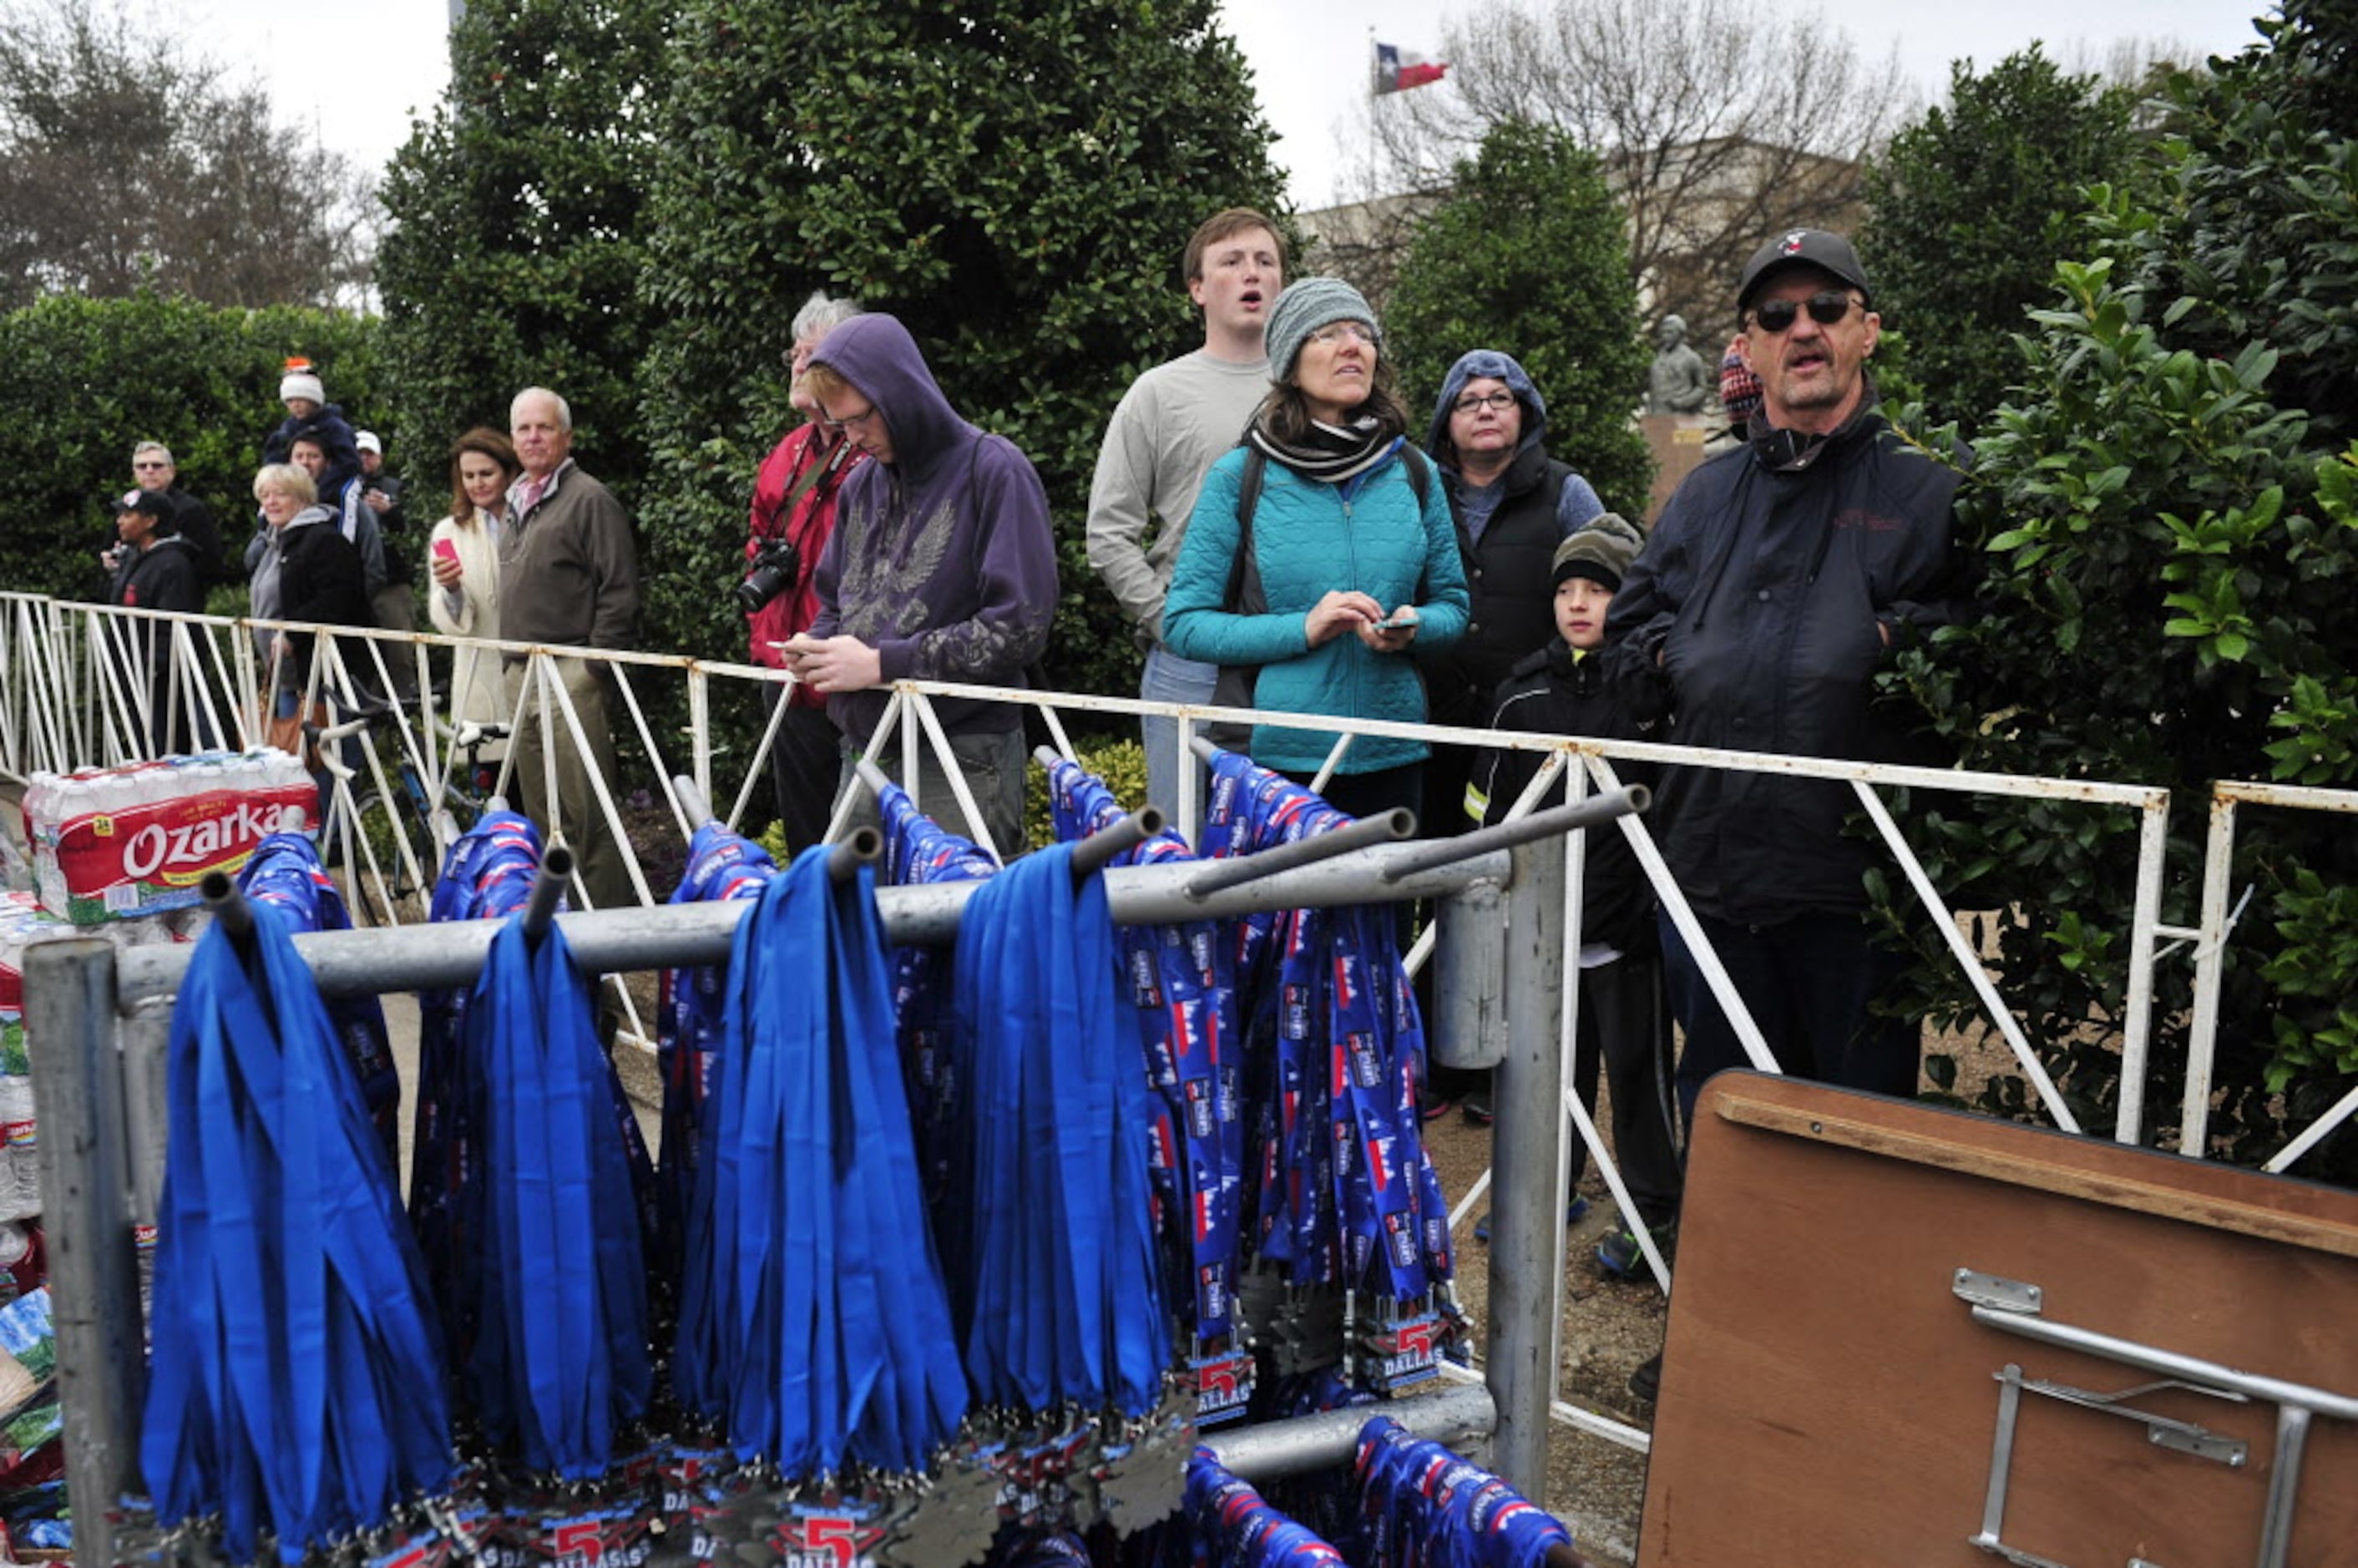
[1140,643,1217,819]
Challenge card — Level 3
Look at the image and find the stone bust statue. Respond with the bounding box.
[1645,313,1713,415]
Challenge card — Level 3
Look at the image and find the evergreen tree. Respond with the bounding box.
[633,0,1288,693]
[375,0,669,501]
[1385,121,1653,518]
[1860,47,2138,432]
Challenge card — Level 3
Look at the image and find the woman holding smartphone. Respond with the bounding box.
[1161,278,1470,820]
[427,427,522,754]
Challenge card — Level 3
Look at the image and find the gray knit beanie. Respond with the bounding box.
[1263,277,1381,383]
[1551,513,1646,592]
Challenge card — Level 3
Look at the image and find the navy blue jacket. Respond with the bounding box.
[1603,400,1970,923]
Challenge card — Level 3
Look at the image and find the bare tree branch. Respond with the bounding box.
[1320,0,1915,330]
[0,0,376,310]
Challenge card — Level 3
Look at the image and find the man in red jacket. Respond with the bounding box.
[744,291,867,851]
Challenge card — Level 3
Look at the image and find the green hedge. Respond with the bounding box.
[0,292,384,603]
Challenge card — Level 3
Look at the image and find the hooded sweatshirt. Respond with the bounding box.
[1416,350,1605,728]
[807,314,1058,746]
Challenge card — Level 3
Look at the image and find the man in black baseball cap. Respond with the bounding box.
[1605,224,1971,1155]
[106,488,205,752]
[1735,227,1874,314]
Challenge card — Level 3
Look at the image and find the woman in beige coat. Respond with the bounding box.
[427,427,521,756]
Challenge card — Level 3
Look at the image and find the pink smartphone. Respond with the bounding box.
[433,539,460,564]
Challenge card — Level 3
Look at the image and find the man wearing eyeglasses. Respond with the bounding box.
[126,443,228,593]
[1607,228,1971,1119]
[786,313,1058,855]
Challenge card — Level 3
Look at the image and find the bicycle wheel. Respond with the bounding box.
[347,787,438,928]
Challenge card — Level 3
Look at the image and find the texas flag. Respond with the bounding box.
[1373,41,1448,95]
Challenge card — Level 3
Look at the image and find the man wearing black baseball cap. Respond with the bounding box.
[1606,226,1971,1124]
[106,488,205,752]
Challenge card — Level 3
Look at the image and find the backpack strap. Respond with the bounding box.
[1223,448,1268,616]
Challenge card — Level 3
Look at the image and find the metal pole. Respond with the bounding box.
[2181,790,2239,1156]
[1488,837,1567,1495]
[827,826,883,883]
[114,848,1515,1007]
[1199,1378,1496,1482]
[24,939,143,1568]
[1381,787,1647,882]
[2118,794,2172,1146]
[1183,808,1414,898]
[520,846,575,943]
[1069,808,1164,882]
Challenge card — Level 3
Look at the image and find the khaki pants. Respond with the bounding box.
[509,656,635,912]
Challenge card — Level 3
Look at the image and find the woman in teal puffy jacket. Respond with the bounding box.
[1163,279,1470,821]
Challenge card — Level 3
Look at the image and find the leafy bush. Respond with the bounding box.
[375,0,666,513]
[0,292,382,602]
[1861,47,2138,435]
[1027,738,1150,850]
[1884,1,2358,1176]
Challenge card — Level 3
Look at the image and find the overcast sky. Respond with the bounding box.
[194,0,2277,210]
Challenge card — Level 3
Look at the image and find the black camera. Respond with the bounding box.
[736,536,800,615]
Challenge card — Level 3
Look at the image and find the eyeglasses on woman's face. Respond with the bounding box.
[1452,390,1515,416]
[1748,291,1861,334]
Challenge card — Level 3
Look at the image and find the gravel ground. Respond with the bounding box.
[1419,1100,1664,1565]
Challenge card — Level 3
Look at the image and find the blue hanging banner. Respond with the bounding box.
[143,896,453,1562]
[681,844,968,1477]
[467,911,652,1480]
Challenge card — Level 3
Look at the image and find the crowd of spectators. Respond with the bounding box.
[100,224,1967,1368]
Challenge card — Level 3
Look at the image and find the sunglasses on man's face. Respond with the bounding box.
[1749,291,1860,333]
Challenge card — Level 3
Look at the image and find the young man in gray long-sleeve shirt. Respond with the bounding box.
[1085,209,1285,816]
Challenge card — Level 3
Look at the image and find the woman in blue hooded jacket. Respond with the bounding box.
[1162,279,1470,821]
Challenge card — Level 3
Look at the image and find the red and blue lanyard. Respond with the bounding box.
[1202,751,1455,1302]
[1045,761,1243,1346]
[1352,1416,1576,1568]
[1183,1448,1351,1567]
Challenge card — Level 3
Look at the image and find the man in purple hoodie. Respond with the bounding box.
[784,314,1059,854]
